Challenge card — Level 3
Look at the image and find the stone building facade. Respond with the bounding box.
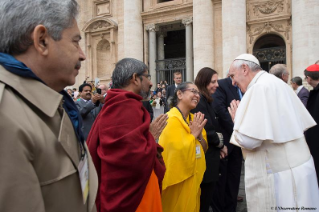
[75,0,319,89]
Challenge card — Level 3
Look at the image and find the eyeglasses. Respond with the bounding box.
[141,74,151,80]
[184,88,201,96]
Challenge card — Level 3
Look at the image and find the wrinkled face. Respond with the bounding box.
[139,71,153,99]
[229,62,249,93]
[48,19,86,87]
[80,86,92,100]
[282,72,289,83]
[177,84,200,110]
[174,74,182,85]
[206,74,219,95]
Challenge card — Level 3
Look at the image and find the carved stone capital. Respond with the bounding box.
[182,17,193,26]
[145,24,159,32]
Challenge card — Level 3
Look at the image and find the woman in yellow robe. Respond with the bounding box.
[159,82,208,212]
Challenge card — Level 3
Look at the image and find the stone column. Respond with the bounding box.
[222,0,246,76]
[123,0,143,61]
[292,0,319,77]
[146,24,158,88]
[183,17,194,82]
[157,31,166,81]
[193,0,214,77]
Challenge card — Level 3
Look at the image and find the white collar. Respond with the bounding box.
[296,85,303,94]
[247,70,266,90]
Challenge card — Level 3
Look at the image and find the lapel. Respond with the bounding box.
[226,77,240,100]
[58,109,80,167]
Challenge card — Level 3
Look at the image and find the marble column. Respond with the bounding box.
[123,0,143,61]
[146,24,158,88]
[222,0,246,76]
[183,17,194,82]
[292,0,319,77]
[193,0,214,77]
[157,31,166,82]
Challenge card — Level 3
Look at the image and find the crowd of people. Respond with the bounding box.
[1,1,319,212]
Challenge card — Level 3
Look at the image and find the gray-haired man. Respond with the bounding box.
[0,0,98,211]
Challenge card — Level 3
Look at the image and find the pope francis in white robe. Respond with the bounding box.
[229,54,319,212]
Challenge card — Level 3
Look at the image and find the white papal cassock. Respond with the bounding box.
[231,71,319,212]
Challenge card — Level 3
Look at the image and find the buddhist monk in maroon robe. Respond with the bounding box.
[87,58,167,212]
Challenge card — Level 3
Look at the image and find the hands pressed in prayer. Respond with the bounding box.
[150,114,168,140]
[228,100,240,123]
[190,112,208,151]
[220,145,228,159]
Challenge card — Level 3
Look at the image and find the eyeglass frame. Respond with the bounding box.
[183,88,201,96]
[140,73,151,80]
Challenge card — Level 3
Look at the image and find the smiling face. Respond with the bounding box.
[80,85,92,100]
[206,73,219,95]
[177,84,200,110]
[229,62,250,93]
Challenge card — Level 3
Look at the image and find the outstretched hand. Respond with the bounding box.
[150,114,168,140]
[228,100,240,123]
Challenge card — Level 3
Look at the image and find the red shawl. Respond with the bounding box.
[87,89,165,212]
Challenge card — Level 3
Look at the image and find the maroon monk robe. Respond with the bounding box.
[87,89,165,212]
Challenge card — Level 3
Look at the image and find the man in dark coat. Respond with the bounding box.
[166,71,182,108]
[211,77,243,212]
[304,64,319,184]
[291,76,309,107]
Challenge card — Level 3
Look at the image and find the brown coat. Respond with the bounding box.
[0,66,98,212]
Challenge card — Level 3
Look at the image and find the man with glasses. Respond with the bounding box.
[228,54,319,211]
[86,58,168,212]
[304,64,319,185]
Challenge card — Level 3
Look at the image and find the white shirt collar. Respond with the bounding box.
[296,85,303,94]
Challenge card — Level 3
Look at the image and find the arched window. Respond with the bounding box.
[253,34,286,72]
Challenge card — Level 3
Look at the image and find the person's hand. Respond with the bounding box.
[189,112,207,139]
[91,93,100,104]
[150,114,168,140]
[220,145,228,159]
[228,100,240,123]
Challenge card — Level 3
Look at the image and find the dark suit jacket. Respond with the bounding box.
[306,83,319,183]
[142,100,153,122]
[297,86,309,107]
[166,84,176,99]
[75,99,102,140]
[192,95,221,183]
[212,77,241,154]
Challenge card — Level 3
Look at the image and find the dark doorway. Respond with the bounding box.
[164,29,185,58]
[253,34,286,72]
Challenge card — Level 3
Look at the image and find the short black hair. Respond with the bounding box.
[291,76,302,86]
[304,70,319,81]
[79,83,92,92]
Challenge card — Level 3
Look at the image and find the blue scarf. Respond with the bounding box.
[0,52,84,144]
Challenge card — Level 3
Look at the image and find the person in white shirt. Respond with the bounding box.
[291,76,309,106]
[228,54,319,212]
